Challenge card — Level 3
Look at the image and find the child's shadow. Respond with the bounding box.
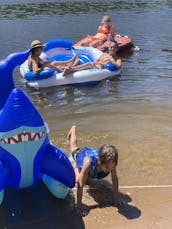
[86,179,141,220]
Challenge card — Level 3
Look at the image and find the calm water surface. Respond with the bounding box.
[0,0,172,186]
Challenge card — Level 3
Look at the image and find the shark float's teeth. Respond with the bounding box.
[0,131,46,144]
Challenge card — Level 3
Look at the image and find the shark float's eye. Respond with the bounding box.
[0,131,46,144]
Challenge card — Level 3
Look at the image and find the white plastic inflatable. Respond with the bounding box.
[20,39,121,89]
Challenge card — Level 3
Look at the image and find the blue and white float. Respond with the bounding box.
[0,50,76,205]
[20,39,121,88]
[0,88,75,204]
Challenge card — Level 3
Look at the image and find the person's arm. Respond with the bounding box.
[111,166,119,201]
[43,61,60,71]
[110,25,115,40]
[111,166,125,206]
[93,54,103,65]
[31,58,42,75]
[93,54,108,68]
[103,54,121,68]
[109,56,122,68]
[77,157,90,209]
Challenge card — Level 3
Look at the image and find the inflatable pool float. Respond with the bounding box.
[74,34,134,53]
[0,50,75,204]
[0,40,76,226]
[20,39,121,89]
[0,87,75,205]
[114,34,134,52]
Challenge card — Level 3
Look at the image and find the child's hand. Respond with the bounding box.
[76,203,89,217]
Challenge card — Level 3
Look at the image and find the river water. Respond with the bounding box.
[0,0,172,186]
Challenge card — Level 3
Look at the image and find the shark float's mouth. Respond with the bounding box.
[0,131,46,144]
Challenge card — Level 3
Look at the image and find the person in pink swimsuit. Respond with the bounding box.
[80,15,115,48]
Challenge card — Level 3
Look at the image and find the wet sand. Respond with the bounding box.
[1,181,172,229]
[82,187,172,229]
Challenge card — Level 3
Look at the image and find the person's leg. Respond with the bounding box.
[67,125,81,182]
[43,62,60,71]
[50,56,78,70]
[89,39,104,48]
[70,57,80,67]
[71,62,93,71]
[51,61,66,70]
[67,125,78,153]
[62,62,94,76]
[80,36,92,46]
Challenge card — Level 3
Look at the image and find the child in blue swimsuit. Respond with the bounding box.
[67,125,124,215]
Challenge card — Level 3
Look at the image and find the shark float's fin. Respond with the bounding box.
[43,175,69,199]
[41,144,75,188]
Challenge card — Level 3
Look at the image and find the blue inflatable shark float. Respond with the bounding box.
[0,50,30,110]
[0,48,75,205]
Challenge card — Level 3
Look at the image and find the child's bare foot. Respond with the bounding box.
[62,67,72,77]
[67,125,76,142]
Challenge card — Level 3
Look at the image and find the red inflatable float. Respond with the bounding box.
[74,34,134,54]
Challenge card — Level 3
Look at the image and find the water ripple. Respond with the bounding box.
[0,0,171,19]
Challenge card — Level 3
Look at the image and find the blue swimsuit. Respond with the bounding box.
[72,147,109,179]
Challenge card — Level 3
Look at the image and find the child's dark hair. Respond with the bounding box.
[98,144,118,166]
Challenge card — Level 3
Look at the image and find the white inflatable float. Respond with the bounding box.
[20,39,121,89]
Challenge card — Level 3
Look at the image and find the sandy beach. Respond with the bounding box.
[82,186,172,229]
[1,181,172,229]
